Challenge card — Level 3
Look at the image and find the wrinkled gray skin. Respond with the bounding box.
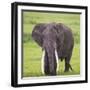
[32,22,74,75]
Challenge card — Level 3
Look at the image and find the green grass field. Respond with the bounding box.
[22,11,80,77]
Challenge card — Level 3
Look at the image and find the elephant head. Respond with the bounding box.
[32,23,60,75]
[32,22,74,75]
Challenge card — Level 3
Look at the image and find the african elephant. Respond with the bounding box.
[32,22,74,76]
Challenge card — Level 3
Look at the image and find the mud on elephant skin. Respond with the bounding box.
[32,22,74,76]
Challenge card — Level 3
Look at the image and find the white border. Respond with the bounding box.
[18,5,86,84]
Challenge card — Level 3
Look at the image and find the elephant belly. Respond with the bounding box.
[57,48,70,61]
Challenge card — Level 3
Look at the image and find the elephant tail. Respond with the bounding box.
[69,64,73,71]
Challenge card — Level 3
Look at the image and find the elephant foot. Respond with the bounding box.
[49,72,56,76]
[44,70,49,75]
[64,69,69,72]
[64,65,69,72]
[45,72,56,76]
[44,69,57,76]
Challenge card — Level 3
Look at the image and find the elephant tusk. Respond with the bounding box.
[41,50,45,74]
[55,49,59,73]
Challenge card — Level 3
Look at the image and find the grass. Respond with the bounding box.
[22,11,80,77]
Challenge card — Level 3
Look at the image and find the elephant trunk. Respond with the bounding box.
[47,48,57,75]
[41,45,59,75]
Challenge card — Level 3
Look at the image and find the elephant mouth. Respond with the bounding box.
[41,49,59,75]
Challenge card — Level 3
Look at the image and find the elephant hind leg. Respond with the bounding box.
[64,54,73,72]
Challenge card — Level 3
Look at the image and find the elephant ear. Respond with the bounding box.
[32,23,46,47]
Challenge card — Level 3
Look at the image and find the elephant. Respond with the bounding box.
[32,22,74,76]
